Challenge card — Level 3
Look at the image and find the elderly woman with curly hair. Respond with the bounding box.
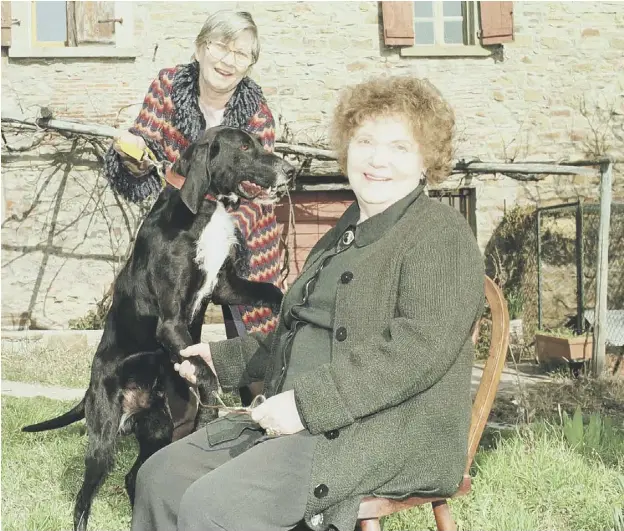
[130,76,485,531]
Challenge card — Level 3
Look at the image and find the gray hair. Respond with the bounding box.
[195,10,260,64]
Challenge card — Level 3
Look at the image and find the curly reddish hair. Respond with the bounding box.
[330,76,455,184]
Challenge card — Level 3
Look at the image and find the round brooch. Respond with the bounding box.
[342,230,355,246]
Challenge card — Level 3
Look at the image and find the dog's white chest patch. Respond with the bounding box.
[191,202,237,318]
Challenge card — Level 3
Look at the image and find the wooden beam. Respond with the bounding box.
[294,182,351,192]
[0,111,602,178]
[455,161,596,177]
[2,110,119,137]
[275,142,336,161]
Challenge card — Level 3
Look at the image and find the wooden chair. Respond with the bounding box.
[356,275,510,531]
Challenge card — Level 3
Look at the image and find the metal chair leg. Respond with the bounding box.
[432,500,457,531]
[359,518,382,531]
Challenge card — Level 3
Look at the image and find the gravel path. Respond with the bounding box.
[2,379,85,401]
[1,325,552,401]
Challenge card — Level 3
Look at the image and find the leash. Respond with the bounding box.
[190,389,280,437]
[191,388,279,436]
[115,138,170,187]
[190,388,267,415]
[146,148,169,188]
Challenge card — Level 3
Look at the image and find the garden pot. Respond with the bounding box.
[535,333,593,363]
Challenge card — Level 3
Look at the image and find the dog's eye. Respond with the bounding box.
[240,144,249,151]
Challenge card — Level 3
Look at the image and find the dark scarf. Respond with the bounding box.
[171,60,266,143]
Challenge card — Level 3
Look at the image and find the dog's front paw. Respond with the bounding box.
[191,358,219,427]
[268,285,284,314]
[263,283,284,309]
[184,355,214,384]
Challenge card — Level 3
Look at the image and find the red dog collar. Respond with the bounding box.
[164,167,185,189]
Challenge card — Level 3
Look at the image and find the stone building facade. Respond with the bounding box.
[1,1,622,328]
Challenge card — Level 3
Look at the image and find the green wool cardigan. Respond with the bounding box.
[210,186,485,531]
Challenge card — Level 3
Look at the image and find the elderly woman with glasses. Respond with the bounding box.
[105,10,281,342]
[131,76,485,531]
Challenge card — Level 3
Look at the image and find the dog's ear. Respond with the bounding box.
[176,143,209,215]
[175,128,221,214]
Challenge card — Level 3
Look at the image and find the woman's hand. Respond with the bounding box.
[112,131,151,174]
[250,390,305,436]
[113,131,147,155]
[173,343,217,385]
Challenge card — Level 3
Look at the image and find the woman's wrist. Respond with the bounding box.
[115,150,152,177]
[293,390,310,431]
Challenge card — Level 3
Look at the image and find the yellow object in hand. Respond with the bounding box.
[116,138,150,163]
[114,135,165,181]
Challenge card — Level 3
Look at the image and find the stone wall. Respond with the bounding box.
[2,1,623,328]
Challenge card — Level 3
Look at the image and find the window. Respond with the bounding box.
[381,1,514,57]
[30,1,115,48]
[31,1,66,47]
[413,1,478,46]
[6,1,135,58]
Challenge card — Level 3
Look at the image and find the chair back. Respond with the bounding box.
[464,276,510,474]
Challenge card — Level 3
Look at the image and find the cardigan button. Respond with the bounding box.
[335,327,347,341]
[314,483,329,498]
[325,429,339,440]
[340,271,354,284]
[310,513,323,527]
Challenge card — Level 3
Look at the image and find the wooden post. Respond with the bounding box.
[591,160,612,377]
[536,209,542,331]
[575,200,584,334]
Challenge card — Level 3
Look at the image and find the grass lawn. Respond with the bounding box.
[2,396,134,531]
[384,423,623,530]
[2,393,623,531]
[2,340,93,389]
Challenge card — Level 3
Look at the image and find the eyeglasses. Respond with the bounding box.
[205,41,253,69]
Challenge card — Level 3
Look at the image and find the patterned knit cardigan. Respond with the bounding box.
[103,61,280,335]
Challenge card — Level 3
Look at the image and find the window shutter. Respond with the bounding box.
[479,1,514,45]
[67,1,116,46]
[381,1,415,46]
[1,1,11,47]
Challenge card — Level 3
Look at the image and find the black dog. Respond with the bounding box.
[22,126,294,531]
